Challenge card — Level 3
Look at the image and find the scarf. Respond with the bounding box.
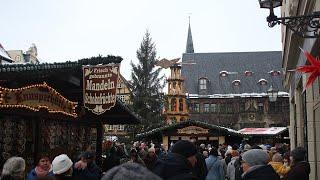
[35,165,52,177]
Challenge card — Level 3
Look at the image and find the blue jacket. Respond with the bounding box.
[27,168,54,180]
[205,155,225,180]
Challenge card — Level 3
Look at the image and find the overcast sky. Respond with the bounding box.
[1,0,282,86]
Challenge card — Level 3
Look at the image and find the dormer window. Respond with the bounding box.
[232,80,241,86]
[269,70,281,76]
[199,77,207,90]
[257,79,268,85]
[244,71,253,76]
[220,71,228,77]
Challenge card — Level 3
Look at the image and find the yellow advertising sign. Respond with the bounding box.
[177,126,209,134]
[0,82,77,117]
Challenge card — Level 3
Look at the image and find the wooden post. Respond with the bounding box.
[96,120,103,166]
[33,117,40,165]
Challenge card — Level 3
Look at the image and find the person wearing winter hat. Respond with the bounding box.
[52,154,73,180]
[241,149,279,180]
[143,147,158,170]
[205,147,225,180]
[101,162,161,180]
[285,147,310,180]
[27,153,53,180]
[153,140,197,180]
[1,157,25,180]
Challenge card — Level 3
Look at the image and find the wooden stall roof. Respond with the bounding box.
[136,119,241,138]
[0,55,141,124]
[238,127,288,137]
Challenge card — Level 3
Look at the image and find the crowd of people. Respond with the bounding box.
[0,140,311,180]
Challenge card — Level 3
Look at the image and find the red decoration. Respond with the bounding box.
[296,49,320,88]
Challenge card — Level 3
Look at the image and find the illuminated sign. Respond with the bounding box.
[0,82,77,117]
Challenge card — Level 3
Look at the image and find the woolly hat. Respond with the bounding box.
[242,149,269,167]
[291,147,307,162]
[171,140,197,158]
[82,151,95,159]
[1,157,25,178]
[148,147,155,153]
[52,154,73,175]
[101,162,162,180]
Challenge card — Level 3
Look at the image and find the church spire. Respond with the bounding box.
[186,17,194,53]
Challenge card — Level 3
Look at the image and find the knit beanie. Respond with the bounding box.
[291,147,307,162]
[1,157,25,178]
[101,162,162,180]
[171,140,197,158]
[52,154,73,175]
[242,149,269,166]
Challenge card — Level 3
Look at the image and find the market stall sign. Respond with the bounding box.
[83,64,120,115]
[0,82,77,117]
[177,126,209,134]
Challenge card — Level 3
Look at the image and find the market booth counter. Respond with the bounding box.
[136,119,242,150]
[0,56,141,170]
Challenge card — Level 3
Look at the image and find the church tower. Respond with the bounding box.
[165,64,189,124]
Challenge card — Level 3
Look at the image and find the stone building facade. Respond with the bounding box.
[281,1,320,179]
[181,22,290,130]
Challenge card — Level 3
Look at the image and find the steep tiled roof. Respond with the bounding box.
[182,51,285,94]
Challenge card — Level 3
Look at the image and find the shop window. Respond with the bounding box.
[119,125,124,131]
[199,78,207,90]
[204,103,210,113]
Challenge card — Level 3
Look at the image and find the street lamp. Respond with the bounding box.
[267,85,278,102]
[258,0,320,38]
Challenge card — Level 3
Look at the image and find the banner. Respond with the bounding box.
[0,82,77,117]
[83,64,120,115]
[177,126,209,134]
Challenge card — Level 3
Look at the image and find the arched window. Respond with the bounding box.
[171,98,176,111]
[257,79,268,85]
[179,99,183,111]
[199,78,207,90]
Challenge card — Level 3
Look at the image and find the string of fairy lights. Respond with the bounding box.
[0,82,78,118]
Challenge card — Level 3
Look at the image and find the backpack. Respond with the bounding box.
[234,157,243,180]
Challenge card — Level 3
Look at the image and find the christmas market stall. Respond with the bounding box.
[237,127,289,145]
[0,56,141,170]
[136,119,242,150]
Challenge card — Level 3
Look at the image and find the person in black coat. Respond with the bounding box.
[73,151,101,180]
[241,149,280,180]
[102,146,120,172]
[153,140,198,180]
[285,147,310,180]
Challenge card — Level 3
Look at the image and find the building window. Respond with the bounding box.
[15,55,21,62]
[232,80,241,86]
[194,103,200,112]
[171,98,176,111]
[258,102,264,113]
[118,95,126,103]
[199,78,207,90]
[269,70,281,76]
[257,79,268,85]
[119,125,124,131]
[210,104,219,113]
[204,103,210,113]
[226,104,233,113]
[179,99,183,111]
[269,101,282,113]
[245,71,253,76]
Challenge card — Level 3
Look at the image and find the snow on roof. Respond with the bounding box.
[0,43,13,62]
[237,127,287,135]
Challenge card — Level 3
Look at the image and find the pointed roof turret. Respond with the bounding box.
[186,17,194,53]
